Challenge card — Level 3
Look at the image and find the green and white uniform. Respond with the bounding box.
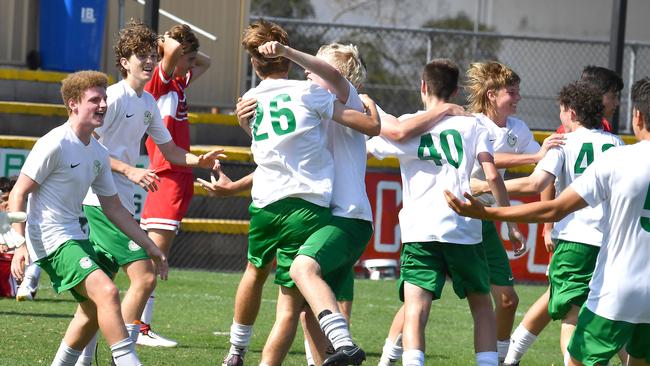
[471,113,541,286]
[299,81,373,301]
[567,140,650,364]
[82,80,172,271]
[536,128,623,319]
[243,79,336,287]
[367,113,492,300]
[21,123,117,301]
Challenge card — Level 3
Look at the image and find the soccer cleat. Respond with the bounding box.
[15,284,36,301]
[322,345,366,366]
[503,363,520,366]
[222,350,245,366]
[135,322,178,347]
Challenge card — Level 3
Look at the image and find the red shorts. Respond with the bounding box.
[0,253,17,297]
[140,171,193,232]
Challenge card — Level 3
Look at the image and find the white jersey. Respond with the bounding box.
[326,81,372,222]
[21,123,117,261]
[536,128,624,246]
[83,80,172,214]
[471,113,540,179]
[243,79,336,208]
[571,140,650,323]
[367,113,492,244]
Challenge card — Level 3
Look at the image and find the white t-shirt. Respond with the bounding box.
[243,79,336,208]
[326,81,372,222]
[21,123,117,261]
[471,113,540,179]
[571,140,650,323]
[82,80,172,214]
[367,113,492,244]
[536,128,624,246]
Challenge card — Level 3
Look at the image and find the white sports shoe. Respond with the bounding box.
[136,322,178,348]
[15,283,36,301]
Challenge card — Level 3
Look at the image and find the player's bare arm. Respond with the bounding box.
[7,173,38,280]
[332,97,381,136]
[235,97,256,137]
[197,169,253,197]
[191,51,211,81]
[109,157,160,192]
[381,103,470,142]
[157,141,226,170]
[494,133,565,168]
[471,169,556,197]
[97,194,169,280]
[158,33,183,78]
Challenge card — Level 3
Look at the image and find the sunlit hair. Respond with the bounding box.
[422,58,459,101]
[167,24,200,55]
[114,20,158,78]
[242,19,291,78]
[631,77,650,130]
[557,81,604,129]
[465,61,520,115]
[60,71,108,114]
[316,43,366,88]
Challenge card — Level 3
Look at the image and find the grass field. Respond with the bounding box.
[0,269,602,365]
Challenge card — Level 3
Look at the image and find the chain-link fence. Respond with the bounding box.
[248,16,650,134]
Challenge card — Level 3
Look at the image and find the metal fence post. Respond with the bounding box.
[626,45,637,133]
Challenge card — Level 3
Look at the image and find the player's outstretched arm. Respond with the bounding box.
[332,97,381,136]
[472,169,556,197]
[494,133,565,168]
[381,103,470,142]
[110,157,160,192]
[97,194,169,280]
[157,142,226,170]
[197,169,253,197]
[258,41,350,103]
[8,174,38,280]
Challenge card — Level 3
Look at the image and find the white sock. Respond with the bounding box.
[504,324,538,364]
[402,349,424,366]
[318,313,353,350]
[564,350,571,366]
[304,340,315,366]
[141,291,155,324]
[75,333,98,366]
[497,339,510,362]
[23,263,41,290]
[476,351,499,366]
[379,336,403,365]
[110,338,140,366]
[125,323,141,343]
[229,321,253,349]
[52,341,82,366]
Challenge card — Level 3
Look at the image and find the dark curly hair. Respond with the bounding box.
[557,81,604,129]
[242,19,291,78]
[631,78,650,131]
[114,20,158,78]
[580,65,623,94]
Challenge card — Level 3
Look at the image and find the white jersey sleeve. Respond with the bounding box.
[21,138,61,185]
[309,83,336,121]
[475,123,493,157]
[91,147,118,197]
[535,146,564,178]
[366,135,406,160]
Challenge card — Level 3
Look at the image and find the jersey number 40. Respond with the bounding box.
[417,129,464,168]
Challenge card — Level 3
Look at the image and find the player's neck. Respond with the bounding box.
[423,95,445,111]
[259,71,289,81]
[125,76,146,96]
[68,118,94,145]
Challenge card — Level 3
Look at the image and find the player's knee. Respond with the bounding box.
[289,256,319,281]
[245,262,270,283]
[138,269,157,293]
[499,289,519,311]
[96,282,120,305]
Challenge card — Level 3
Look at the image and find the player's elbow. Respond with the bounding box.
[366,120,381,137]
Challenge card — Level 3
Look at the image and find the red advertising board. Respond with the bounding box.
[362,171,551,283]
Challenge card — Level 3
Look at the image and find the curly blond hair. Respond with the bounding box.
[114,20,158,78]
[465,61,520,115]
[316,43,366,88]
[60,71,108,114]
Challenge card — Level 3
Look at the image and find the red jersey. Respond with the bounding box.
[556,118,612,133]
[144,64,193,174]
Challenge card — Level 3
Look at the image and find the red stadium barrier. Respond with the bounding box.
[361,172,550,283]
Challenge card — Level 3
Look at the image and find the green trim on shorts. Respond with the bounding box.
[482,220,514,286]
[299,216,372,301]
[548,240,599,320]
[83,205,149,275]
[247,197,332,287]
[568,307,650,365]
[36,239,105,302]
[398,241,490,301]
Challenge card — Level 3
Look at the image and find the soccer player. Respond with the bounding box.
[503,66,625,365]
[139,23,212,347]
[75,22,223,362]
[464,61,564,362]
[366,58,523,366]
[9,70,168,366]
[446,76,650,366]
[470,81,624,363]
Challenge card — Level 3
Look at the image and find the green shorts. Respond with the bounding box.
[36,239,106,302]
[83,205,150,275]
[482,220,514,286]
[248,198,332,287]
[398,241,490,301]
[299,217,372,301]
[548,240,599,320]
[568,307,650,365]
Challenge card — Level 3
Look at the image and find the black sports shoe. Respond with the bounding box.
[503,362,520,366]
[322,345,366,366]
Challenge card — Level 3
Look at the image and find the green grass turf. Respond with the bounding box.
[0,269,621,365]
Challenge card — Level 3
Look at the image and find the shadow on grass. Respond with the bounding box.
[0,311,71,319]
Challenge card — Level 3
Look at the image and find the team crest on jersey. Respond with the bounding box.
[128,240,140,252]
[507,132,518,147]
[144,110,153,125]
[79,257,93,269]
[93,160,101,176]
